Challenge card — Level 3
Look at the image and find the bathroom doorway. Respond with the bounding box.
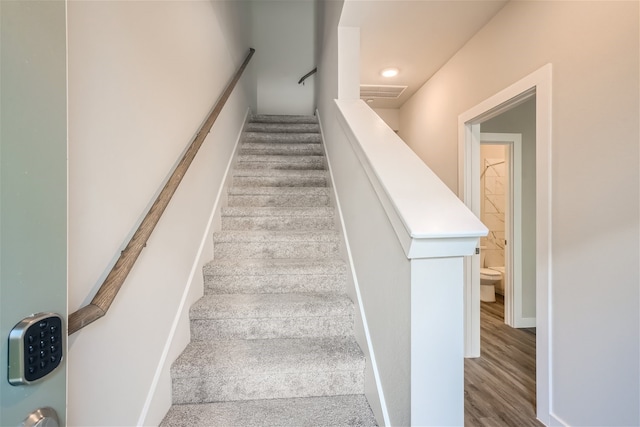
[478,134,523,327]
[458,63,552,422]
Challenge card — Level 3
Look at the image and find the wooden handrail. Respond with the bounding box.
[68,48,255,335]
[298,67,317,85]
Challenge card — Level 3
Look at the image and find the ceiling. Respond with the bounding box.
[340,0,509,109]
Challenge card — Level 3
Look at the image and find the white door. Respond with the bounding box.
[0,1,68,425]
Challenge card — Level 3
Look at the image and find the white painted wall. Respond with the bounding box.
[482,98,536,319]
[67,2,252,425]
[252,0,316,115]
[399,2,639,425]
[372,108,400,132]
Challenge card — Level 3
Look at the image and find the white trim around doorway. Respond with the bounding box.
[479,132,524,328]
[458,63,553,425]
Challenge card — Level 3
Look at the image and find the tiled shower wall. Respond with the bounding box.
[481,157,505,268]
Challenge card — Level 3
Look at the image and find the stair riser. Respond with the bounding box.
[214,242,339,259]
[204,274,346,295]
[160,395,378,427]
[227,195,331,207]
[244,133,322,144]
[251,115,318,124]
[172,370,364,404]
[232,176,327,187]
[241,144,324,156]
[190,316,353,340]
[236,161,325,170]
[245,123,320,133]
[221,216,334,231]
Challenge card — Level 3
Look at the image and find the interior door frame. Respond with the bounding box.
[479,133,524,328]
[458,64,553,425]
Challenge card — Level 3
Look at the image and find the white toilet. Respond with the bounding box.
[480,247,502,302]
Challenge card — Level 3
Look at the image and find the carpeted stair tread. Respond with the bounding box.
[190,293,353,320]
[170,337,365,403]
[171,336,364,379]
[204,258,347,276]
[229,186,331,196]
[232,170,328,188]
[244,132,321,144]
[221,206,335,231]
[228,194,330,207]
[234,168,328,178]
[203,258,348,295]
[227,186,332,207]
[213,231,340,259]
[236,154,325,170]
[250,114,318,124]
[189,293,354,340]
[241,142,324,156]
[246,122,320,133]
[222,206,334,217]
[214,230,340,243]
[160,395,378,427]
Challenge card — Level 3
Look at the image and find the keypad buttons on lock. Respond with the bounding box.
[8,313,64,385]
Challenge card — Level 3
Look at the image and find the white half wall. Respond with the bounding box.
[67,2,252,425]
[399,2,639,425]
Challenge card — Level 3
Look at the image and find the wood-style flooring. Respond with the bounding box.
[464,294,543,427]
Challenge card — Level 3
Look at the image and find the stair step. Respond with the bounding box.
[244,132,321,144]
[245,122,320,133]
[170,336,365,404]
[233,169,328,188]
[241,142,323,156]
[189,293,354,340]
[228,187,331,207]
[250,114,318,124]
[236,154,325,170]
[221,207,334,231]
[160,395,378,427]
[213,230,340,259]
[203,259,347,294]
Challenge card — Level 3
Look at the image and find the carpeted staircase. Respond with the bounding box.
[160,115,378,426]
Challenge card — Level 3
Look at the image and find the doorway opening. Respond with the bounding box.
[458,63,552,424]
[478,133,523,327]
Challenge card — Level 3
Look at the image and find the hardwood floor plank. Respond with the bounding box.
[464,295,543,427]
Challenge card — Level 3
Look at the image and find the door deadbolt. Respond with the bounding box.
[22,407,60,427]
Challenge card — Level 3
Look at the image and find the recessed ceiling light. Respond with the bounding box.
[381,68,399,78]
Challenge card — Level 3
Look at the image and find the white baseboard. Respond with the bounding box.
[515,316,536,329]
[136,108,251,426]
[549,412,570,427]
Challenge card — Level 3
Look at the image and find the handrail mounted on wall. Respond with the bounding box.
[298,67,317,85]
[68,48,255,335]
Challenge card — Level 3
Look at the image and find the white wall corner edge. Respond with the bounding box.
[316,109,392,427]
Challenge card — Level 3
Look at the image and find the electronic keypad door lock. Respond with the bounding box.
[8,313,64,385]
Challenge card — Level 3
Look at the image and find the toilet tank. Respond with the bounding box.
[480,246,486,268]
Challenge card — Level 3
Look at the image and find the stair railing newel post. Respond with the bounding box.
[68,48,255,335]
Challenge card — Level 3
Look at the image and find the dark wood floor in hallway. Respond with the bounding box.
[465,295,543,427]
